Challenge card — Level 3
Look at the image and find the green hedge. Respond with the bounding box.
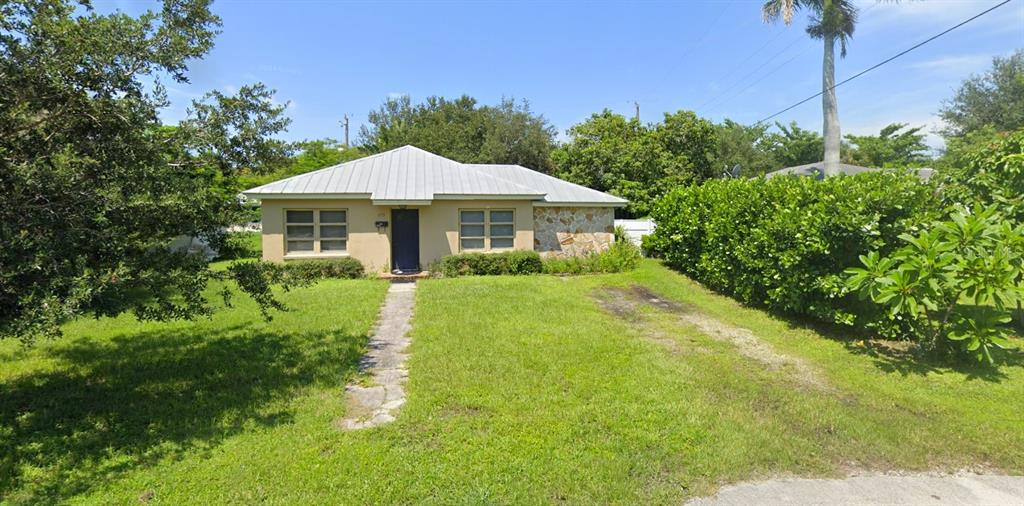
[279,257,365,281]
[647,171,940,324]
[542,241,642,274]
[435,250,544,277]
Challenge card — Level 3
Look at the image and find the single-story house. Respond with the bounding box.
[765,161,934,181]
[242,145,627,273]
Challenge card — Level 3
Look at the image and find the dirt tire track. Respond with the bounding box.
[594,285,833,391]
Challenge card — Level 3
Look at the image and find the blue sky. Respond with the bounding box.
[97,0,1022,151]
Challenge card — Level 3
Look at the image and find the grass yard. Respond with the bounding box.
[1,260,1021,504]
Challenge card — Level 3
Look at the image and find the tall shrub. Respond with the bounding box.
[846,206,1024,363]
[647,172,940,324]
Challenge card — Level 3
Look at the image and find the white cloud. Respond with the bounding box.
[908,53,994,74]
[387,92,408,100]
[857,0,1022,33]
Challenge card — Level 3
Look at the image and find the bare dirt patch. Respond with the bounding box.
[594,285,832,391]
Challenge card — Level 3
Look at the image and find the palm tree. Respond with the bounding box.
[762,0,857,176]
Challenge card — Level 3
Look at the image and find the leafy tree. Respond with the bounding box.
[763,0,860,176]
[939,127,1024,223]
[551,109,716,216]
[712,119,776,176]
[0,0,293,341]
[237,139,367,191]
[939,50,1024,137]
[843,123,930,168]
[359,95,557,172]
[762,121,824,168]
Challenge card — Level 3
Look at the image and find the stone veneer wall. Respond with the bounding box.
[533,207,615,257]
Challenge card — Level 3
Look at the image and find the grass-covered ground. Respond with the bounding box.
[1,260,1021,504]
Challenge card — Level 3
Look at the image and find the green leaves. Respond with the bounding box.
[650,171,939,324]
[0,0,294,341]
[845,205,1024,364]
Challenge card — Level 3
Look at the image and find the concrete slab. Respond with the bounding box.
[686,473,1024,506]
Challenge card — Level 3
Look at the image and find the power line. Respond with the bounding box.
[754,0,1014,125]
[703,0,884,115]
[698,35,806,110]
[644,4,733,100]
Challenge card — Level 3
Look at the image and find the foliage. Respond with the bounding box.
[846,207,1024,363]
[359,95,557,172]
[647,172,940,324]
[542,241,642,274]
[762,0,858,56]
[938,127,1024,223]
[762,121,825,169]
[276,258,366,282]
[435,251,544,277]
[551,109,717,216]
[939,50,1024,137]
[844,123,930,168]
[237,139,367,191]
[712,119,776,176]
[216,232,262,260]
[0,0,293,341]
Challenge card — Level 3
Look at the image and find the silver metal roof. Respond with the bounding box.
[766,161,934,181]
[243,145,627,206]
[468,164,627,206]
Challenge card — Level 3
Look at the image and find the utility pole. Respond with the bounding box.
[340,115,350,148]
[633,101,640,122]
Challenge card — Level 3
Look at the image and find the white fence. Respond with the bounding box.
[614,219,655,246]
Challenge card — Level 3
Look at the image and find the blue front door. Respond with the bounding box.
[390,209,420,273]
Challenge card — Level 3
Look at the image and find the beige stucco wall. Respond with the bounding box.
[259,198,535,272]
[533,207,615,257]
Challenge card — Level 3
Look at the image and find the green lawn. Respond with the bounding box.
[1,260,1021,504]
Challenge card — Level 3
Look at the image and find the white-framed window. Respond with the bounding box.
[459,209,515,251]
[285,209,347,255]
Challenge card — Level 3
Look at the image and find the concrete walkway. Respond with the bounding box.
[337,281,416,430]
[686,473,1024,506]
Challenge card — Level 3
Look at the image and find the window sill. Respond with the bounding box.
[284,253,350,260]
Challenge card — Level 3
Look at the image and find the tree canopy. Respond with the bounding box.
[939,50,1024,138]
[359,95,557,172]
[843,123,930,168]
[551,109,716,216]
[762,121,825,169]
[0,0,292,341]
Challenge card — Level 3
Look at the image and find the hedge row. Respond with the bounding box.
[645,171,940,324]
[434,241,643,277]
[434,250,544,277]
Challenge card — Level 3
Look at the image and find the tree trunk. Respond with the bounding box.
[822,32,841,176]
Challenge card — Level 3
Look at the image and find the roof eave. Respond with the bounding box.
[242,192,373,200]
[534,201,628,208]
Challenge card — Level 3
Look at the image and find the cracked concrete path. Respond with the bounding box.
[337,281,415,430]
[685,473,1024,506]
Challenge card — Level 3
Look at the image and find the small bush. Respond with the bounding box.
[280,257,365,281]
[542,241,642,274]
[217,232,261,260]
[436,250,543,277]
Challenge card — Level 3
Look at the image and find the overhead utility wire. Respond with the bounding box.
[704,1,883,114]
[754,0,1014,125]
[698,35,805,110]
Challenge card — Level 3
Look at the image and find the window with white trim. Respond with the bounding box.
[285,209,347,255]
[459,209,514,251]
